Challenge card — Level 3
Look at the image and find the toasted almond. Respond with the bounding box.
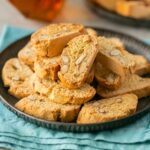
[110,50,121,56]
[75,53,86,65]
[61,65,68,74]
[61,55,69,64]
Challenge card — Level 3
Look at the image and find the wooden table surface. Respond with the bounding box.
[0,0,150,40]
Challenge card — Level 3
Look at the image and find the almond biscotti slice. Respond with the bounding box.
[116,1,150,19]
[77,93,138,124]
[18,42,36,70]
[49,83,96,105]
[97,36,135,78]
[15,94,80,122]
[132,55,150,76]
[95,60,121,90]
[30,74,56,95]
[97,74,150,98]
[2,58,33,87]
[58,35,98,89]
[31,23,85,57]
[34,56,60,80]
[8,78,34,99]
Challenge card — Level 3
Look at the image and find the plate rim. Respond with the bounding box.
[0,27,150,131]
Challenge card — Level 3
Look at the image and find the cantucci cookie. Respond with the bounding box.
[58,35,98,89]
[132,55,150,76]
[97,36,135,78]
[49,83,96,105]
[15,94,80,122]
[18,42,36,69]
[108,37,124,49]
[97,74,150,98]
[30,74,56,95]
[77,94,138,124]
[95,61,121,90]
[34,56,60,80]
[9,78,34,99]
[2,58,33,87]
[116,1,150,19]
[31,23,85,57]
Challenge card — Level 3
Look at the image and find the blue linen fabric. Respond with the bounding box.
[0,25,150,150]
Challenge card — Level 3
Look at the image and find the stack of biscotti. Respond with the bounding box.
[77,35,150,124]
[93,0,150,19]
[2,23,99,123]
[2,23,150,124]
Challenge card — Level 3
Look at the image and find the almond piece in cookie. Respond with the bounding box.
[34,56,60,80]
[2,58,33,87]
[18,42,36,70]
[97,36,135,79]
[58,35,98,89]
[15,94,80,122]
[49,83,96,105]
[97,74,150,98]
[77,94,138,124]
[31,23,85,57]
[95,61,121,90]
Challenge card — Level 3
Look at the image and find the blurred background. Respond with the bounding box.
[0,0,150,40]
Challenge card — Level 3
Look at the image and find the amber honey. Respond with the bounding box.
[9,0,64,21]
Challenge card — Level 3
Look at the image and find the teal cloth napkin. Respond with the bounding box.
[1,26,150,150]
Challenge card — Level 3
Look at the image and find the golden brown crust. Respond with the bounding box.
[2,58,33,87]
[18,42,36,70]
[34,56,60,80]
[15,94,80,122]
[49,83,96,105]
[31,23,85,57]
[97,74,150,98]
[97,36,135,80]
[77,94,138,124]
[58,35,98,89]
[95,58,121,90]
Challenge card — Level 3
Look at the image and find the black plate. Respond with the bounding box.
[0,27,150,132]
[86,0,150,27]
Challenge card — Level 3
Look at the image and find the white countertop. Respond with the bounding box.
[0,0,150,40]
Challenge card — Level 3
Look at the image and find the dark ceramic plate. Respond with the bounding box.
[0,27,150,132]
[86,0,150,27]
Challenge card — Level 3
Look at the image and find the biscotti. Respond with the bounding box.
[97,36,135,78]
[77,93,138,124]
[49,83,96,105]
[58,35,98,89]
[34,56,60,80]
[116,1,150,19]
[2,58,33,87]
[9,78,34,99]
[133,55,150,76]
[18,42,36,69]
[95,60,121,90]
[86,66,95,84]
[15,94,80,122]
[30,74,56,95]
[31,23,85,57]
[97,74,150,98]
